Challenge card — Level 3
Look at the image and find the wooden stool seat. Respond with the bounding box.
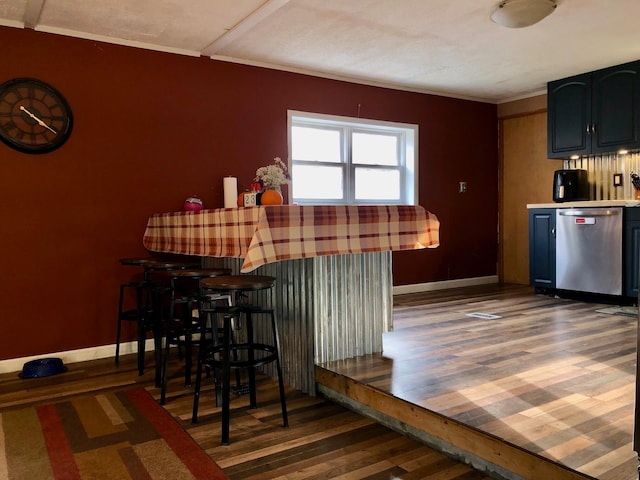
[146,260,201,271]
[119,257,157,267]
[199,275,275,291]
[168,268,231,279]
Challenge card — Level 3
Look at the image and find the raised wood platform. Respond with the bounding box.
[316,284,638,480]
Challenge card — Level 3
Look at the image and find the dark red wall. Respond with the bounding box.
[0,27,498,360]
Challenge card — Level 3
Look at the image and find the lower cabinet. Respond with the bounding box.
[529,206,640,299]
[529,209,556,288]
[624,208,640,298]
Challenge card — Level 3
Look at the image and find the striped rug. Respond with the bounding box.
[0,387,227,480]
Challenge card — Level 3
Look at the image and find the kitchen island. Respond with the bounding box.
[143,204,440,394]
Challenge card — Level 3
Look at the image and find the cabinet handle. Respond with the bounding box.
[591,123,596,135]
[586,124,590,135]
[551,227,556,238]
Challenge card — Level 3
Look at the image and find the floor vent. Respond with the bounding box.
[466,312,502,319]
[595,306,638,317]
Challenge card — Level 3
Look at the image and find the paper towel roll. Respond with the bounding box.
[223,176,238,208]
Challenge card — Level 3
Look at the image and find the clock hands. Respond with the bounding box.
[19,105,57,134]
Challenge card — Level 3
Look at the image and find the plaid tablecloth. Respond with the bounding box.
[143,205,439,273]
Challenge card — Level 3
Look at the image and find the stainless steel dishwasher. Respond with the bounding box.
[555,207,622,295]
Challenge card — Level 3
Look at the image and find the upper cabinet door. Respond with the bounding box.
[547,60,640,159]
[547,73,591,159]
[592,62,640,154]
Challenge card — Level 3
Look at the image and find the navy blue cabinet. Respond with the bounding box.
[529,209,556,288]
[624,208,640,298]
[548,60,640,159]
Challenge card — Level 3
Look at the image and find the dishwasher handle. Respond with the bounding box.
[557,209,620,217]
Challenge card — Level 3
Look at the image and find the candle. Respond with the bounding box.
[223,176,238,208]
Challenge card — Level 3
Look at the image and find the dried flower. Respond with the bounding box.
[255,157,291,189]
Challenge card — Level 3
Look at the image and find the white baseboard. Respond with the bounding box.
[393,275,499,296]
[2,276,498,375]
[0,339,156,375]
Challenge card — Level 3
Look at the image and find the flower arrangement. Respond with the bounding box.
[255,157,291,189]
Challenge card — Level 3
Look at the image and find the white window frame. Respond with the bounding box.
[287,110,418,205]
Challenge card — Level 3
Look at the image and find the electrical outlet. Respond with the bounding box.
[459,181,467,193]
[613,173,623,187]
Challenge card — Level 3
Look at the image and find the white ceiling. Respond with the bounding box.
[1,0,640,103]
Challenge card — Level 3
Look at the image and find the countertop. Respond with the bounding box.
[527,200,640,209]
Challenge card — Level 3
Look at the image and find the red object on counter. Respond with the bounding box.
[183,196,204,211]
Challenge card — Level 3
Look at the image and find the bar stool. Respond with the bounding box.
[115,257,199,380]
[115,257,159,375]
[191,275,288,445]
[159,267,231,405]
[144,260,201,386]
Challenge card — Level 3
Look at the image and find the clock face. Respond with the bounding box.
[0,78,73,154]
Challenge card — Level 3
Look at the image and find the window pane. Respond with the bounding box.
[355,168,400,200]
[292,164,344,199]
[292,126,341,163]
[352,132,398,166]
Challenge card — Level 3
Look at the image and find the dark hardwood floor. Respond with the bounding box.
[0,283,635,479]
[319,284,638,480]
[0,351,492,479]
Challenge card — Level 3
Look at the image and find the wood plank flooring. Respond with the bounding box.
[0,283,636,479]
[318,284,638,480]
[0,353,492,479]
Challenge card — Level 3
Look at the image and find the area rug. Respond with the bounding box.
[0,387,227,480]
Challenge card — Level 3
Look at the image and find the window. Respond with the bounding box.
[288,111,418,205]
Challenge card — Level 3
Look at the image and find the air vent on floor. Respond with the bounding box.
[466,312,502,319]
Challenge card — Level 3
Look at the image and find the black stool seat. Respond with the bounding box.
[192,274,288,445]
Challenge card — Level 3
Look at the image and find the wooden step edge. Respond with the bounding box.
[315,366,594,480]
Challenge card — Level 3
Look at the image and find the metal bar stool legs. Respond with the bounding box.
[116,258,156,376]
[220,313,233,445]
[116,257,203,381]
[158,268,231,405]
[191,275,288,445]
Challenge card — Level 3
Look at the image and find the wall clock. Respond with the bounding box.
[0,78,73,154]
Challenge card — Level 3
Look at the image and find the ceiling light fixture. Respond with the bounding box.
[490,0,557,28]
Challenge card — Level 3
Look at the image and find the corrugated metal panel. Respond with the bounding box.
[203,252,392,395]
[312,253,393,364]
[566,152,640,200]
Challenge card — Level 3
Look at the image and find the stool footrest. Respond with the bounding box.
[206,343,278,369]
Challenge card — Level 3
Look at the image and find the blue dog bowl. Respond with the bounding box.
[19,358,66,379]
